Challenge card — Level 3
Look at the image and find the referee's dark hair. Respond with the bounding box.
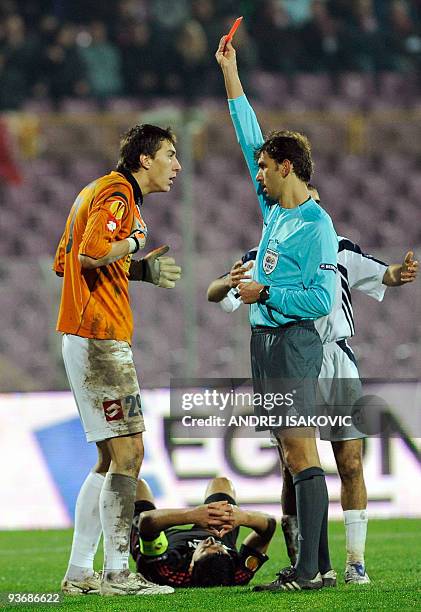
[256,129,313,184]
[191,552,235,587]
[117,124,176,172]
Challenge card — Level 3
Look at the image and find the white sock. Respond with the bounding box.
[100,473,137,575]
[65,471,105,580]
[344,509,368,565]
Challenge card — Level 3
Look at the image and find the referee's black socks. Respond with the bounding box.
[293,467,331,579]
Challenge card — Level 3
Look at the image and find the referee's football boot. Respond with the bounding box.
[253,566,323,592]
[100,570,174,596]
[345,562,371,584]
[61,571,101,595]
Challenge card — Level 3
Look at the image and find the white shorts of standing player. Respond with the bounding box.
[318,340,365,442]
[62,334,145,443]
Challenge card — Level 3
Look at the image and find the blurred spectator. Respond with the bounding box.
[53,0,119,24]
[251,0,298,73]
[113,0,150,45]
[78,21,123,100]
[165,19,211,100]
[37,13,60,46]
[119,0,150,21]
[191,0,224,50]
[386,0,421,70]
[35,23,88,104]
[0,14,35,109]
[283,0,313,25]
[346,0,391,71]
[150,0,190,31]
[119,22,164,97]
[0,0,420,109]
[298,0,353,72]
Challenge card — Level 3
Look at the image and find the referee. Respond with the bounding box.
[215,37,338,592]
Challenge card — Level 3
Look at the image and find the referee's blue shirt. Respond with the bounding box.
[229,94,338,327]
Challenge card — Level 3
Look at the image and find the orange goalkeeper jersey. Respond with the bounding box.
[54,168,146,343]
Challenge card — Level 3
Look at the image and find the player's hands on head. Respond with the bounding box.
[142,245,182,288]
[189,500,234,533]
[400,250,419,283]
[218,505,243,538]
[229,260,252,288]
[215,36,236,68]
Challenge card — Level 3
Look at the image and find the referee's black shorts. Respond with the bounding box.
[250,320,323,431]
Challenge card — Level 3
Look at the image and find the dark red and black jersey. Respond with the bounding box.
[130,524,268,588]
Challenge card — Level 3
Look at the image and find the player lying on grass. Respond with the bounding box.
[130,477,276,587]
[207,185,418,585]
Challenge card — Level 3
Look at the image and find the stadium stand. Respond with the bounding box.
[1,1,420,390]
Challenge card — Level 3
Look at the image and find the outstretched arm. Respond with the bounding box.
[207,274,232,303]
[383,250,418,286]
[207,260,252,302]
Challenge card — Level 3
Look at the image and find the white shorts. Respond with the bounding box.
[318,340,364,441]
[62,334,145,443]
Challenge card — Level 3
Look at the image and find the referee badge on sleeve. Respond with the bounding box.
[263,248,279,274]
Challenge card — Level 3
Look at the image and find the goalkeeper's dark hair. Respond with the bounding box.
[191,552,235,587]
[117,124,176,172]
[255,129,313,183]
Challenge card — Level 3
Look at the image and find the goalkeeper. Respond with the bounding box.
[54,124,182,597]
[130,477,276,588]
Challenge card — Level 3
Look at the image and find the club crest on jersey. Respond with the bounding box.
[263,248,279,274]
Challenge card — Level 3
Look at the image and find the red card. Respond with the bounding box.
[223,16,243,51]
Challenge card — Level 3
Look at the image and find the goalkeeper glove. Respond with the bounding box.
[142,245,182,288]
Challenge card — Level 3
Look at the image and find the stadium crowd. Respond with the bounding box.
[1,0,421,109]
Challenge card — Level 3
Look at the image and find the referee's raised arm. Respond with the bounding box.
[215,36,272,221]
[215,36,244,99]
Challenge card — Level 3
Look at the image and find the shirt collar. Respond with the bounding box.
[116,164,143,206]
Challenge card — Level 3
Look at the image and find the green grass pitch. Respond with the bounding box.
[1,519,420,611]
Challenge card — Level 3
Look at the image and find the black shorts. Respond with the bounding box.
[250,321,323,431]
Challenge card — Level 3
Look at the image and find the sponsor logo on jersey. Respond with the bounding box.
[320,263,337,272]
[103,399,124,421]
[263,248,279,274]
[106,219,117,231]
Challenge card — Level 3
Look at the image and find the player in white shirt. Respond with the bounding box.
[207,186,418,585]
